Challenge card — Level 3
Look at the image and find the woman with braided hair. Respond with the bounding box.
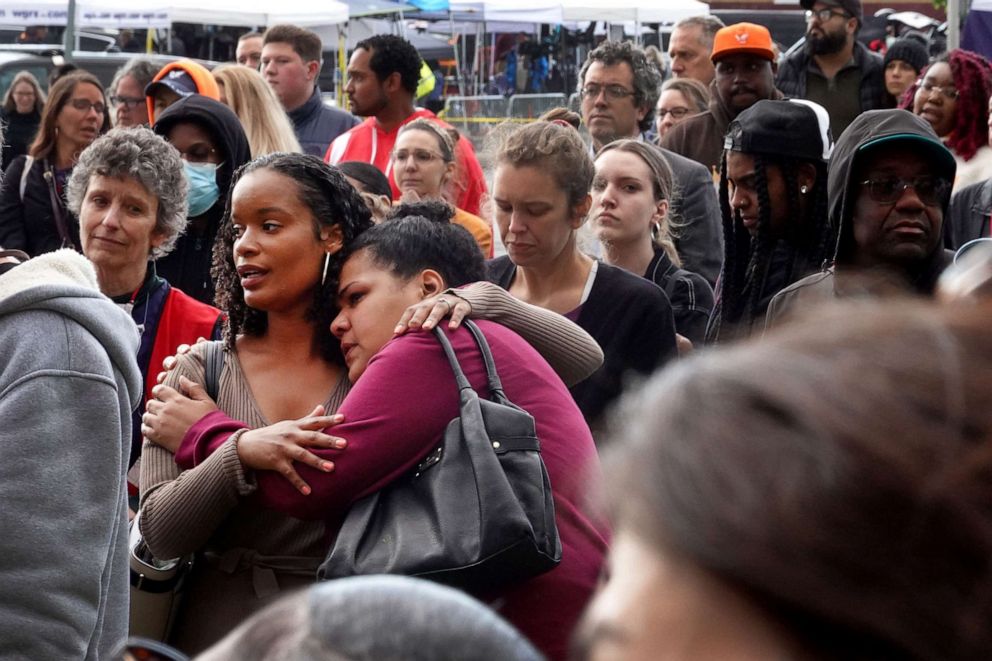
[706,99,835,343]
[903,48,992,192]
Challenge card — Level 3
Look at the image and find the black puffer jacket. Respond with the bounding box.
[0,155,79,256]
[153,95,252,305]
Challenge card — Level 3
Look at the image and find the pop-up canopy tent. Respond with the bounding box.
[0,0,349,28]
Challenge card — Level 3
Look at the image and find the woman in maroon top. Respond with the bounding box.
[161,215,608,660]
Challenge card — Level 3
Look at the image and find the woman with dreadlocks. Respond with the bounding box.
[705,99,835,343]
[903,49,992,192]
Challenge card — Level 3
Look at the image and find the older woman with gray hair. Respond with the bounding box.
[66,126,224,498]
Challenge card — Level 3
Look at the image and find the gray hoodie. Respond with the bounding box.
[0,250,141,660]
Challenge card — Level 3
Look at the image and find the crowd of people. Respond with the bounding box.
[3,1,992,659]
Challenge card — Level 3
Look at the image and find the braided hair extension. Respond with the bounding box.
[708,153,835,342]
[739,153,775,330]
[900,49,992,162]
[211,153,374,364]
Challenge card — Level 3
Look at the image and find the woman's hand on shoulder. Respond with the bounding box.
[155,337,210,384]
[142,375,219,453]
[394,292,472,335]
[236,406,347,495]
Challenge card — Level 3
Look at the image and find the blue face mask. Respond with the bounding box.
[184,161,221,217]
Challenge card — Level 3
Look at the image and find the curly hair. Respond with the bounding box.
[212,154,373,363]
[66,127,188,259]
[901,49,992,162]
[595,139,681,265]
[708,152,833,342]
[355,35,422,96]
[2,70,45,114]
[494,120,594,209]
[578,40,662,133]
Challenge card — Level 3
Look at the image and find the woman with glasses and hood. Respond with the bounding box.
[767,109,956,324]
[706,99,835,343]
[153,95,252,305]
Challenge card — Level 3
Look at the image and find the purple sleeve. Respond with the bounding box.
[255,332,462,520]
[174,409,249,470]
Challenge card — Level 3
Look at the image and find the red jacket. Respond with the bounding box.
[325,109,487,216]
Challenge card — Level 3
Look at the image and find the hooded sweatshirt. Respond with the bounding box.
[0,249,141,660]
[767,109,956,322]
[153,95,252,304]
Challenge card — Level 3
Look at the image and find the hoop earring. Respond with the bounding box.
[321,253,331,287]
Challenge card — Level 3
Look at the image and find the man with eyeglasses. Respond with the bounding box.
[662,22,783,174]
[578,40,723,285]
[777,0,885,138]
[109,58,158,128]
[767,109,955,322]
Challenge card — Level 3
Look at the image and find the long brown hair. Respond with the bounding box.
[608,299,992,660]
[595,139,681,265]
[2,70,45,114]
[30,71,110,160]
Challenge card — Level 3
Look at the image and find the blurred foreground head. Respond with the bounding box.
[579,299,992,661]
[197,575,542,661]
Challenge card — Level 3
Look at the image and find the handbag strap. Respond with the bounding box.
[41,161,78,251]
[432,320,506,401]
[202,341,225,400]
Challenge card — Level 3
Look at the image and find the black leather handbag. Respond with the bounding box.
[319,320,562,592]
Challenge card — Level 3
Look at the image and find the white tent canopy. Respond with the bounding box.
[0,0,349,29]
[448,0,707,25]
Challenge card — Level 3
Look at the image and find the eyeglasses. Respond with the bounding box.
[391,149,445,164]
[805,8,849,22]
[110,95,145,109]
[580,84,636,101]
[859,176,950,206]
[918,80,960,101]
[657,107,691,120]
[69,98,106,115]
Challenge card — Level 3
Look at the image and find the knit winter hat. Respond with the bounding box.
[883,38,929,74]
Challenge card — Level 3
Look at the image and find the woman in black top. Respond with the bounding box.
[0,72,110,256]
[591,139,714,347]
[0,71,45,171]
[487,119,677,433]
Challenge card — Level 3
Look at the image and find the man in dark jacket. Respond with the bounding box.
[262,24,359,157]
[153,95,252,304]
[947,178,992,250]
[662,22,783,173]
[767,109,956,323]
[578,40,723,285]
[776,0,885,138]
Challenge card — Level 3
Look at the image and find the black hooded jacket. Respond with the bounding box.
[153,95,252,305]
[767,110,956,322]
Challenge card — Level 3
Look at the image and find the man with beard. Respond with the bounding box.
[326,35,487,216]
[662,22,783,173]
[777,0,884,137]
